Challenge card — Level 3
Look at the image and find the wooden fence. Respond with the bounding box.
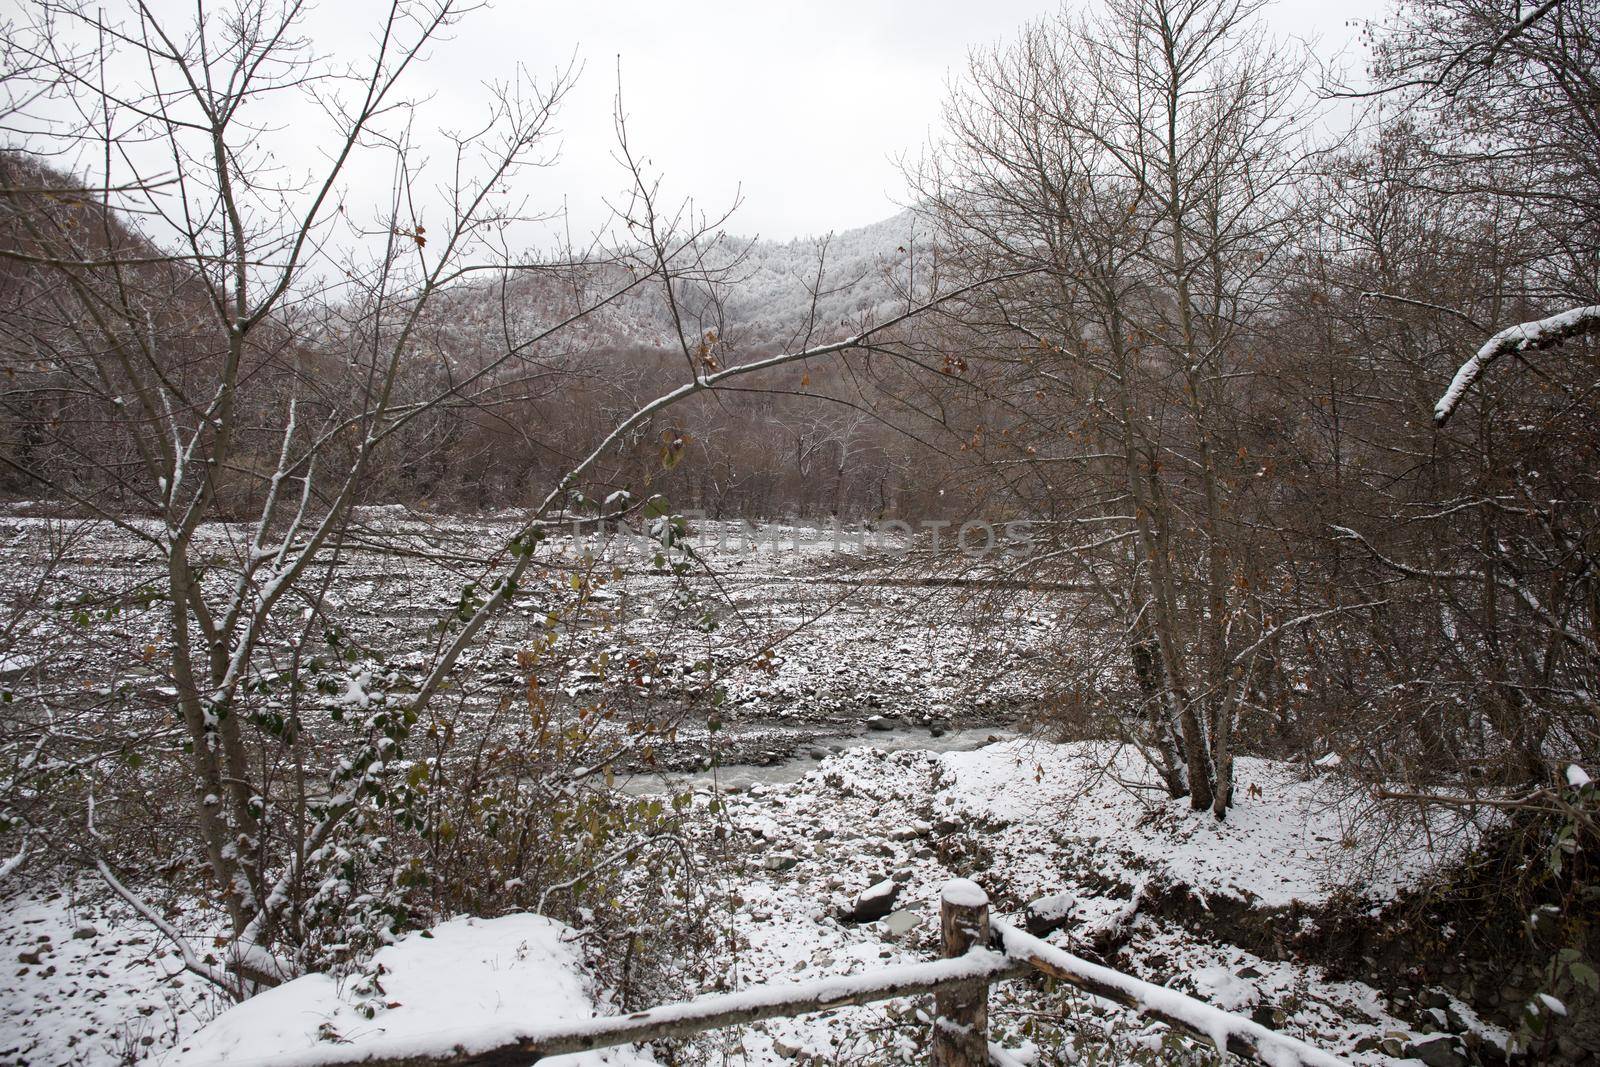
[305,878,1351,1067]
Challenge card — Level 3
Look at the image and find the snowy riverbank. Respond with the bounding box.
[4,735,1508,1065]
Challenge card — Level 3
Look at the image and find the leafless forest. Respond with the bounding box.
[0,0,1596,1064]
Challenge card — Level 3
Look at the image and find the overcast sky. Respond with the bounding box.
[24,0,1389,251]
[324,0,1387,244]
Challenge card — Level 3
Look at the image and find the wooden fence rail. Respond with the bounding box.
[988,916,1350,1067]
[289,879,1350,1067]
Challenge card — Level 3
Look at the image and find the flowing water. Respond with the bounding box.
[620,724,1017,794]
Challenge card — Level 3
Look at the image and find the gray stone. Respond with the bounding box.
[1023,892,1076,936]
[882,910,921,937]
[1420,989,1451,1011]
[1406,1035,1468,1067]
[841,878,901,923]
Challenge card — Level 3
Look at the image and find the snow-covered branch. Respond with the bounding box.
[1332,525,1600,664]
[403,267,1036,720]
[1434,305,1600,426]
[0,836,28,882]
[95,859,246,1001]
[1228,601,1389,669]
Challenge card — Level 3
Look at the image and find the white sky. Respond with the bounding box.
[320,0,1388,243]
[16,0,1390,250]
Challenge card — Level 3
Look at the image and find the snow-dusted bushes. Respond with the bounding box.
[273,697,725,1004]
[0,0,940,1003]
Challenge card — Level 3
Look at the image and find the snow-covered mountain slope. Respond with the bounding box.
[678,210,930,348]
[429,211,928,361]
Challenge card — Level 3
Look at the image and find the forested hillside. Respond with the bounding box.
[0,0,1596,1064]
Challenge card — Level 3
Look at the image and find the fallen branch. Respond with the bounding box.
[95,859,246,1001]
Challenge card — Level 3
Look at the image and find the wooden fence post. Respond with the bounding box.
[933,878,992,1067]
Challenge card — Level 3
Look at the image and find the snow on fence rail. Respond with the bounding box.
[286,879,1350,1067]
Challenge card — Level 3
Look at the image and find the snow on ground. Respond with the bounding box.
[1134,924,1511,1061]
[0,510,1495,1064]
[0,883,228,1065]
[172,915,652,1067]
[934,740,1464,907]
[683,738,1493,1064]
[0,511,1056,775]
[0,737,1493,1066]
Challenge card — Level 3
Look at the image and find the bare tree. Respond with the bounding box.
[913,0,1324,817]
[1360,0,1600,421]
[0,0,1005,994]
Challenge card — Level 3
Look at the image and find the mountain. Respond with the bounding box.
[680,209,931,349]
[427,210,930,361]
